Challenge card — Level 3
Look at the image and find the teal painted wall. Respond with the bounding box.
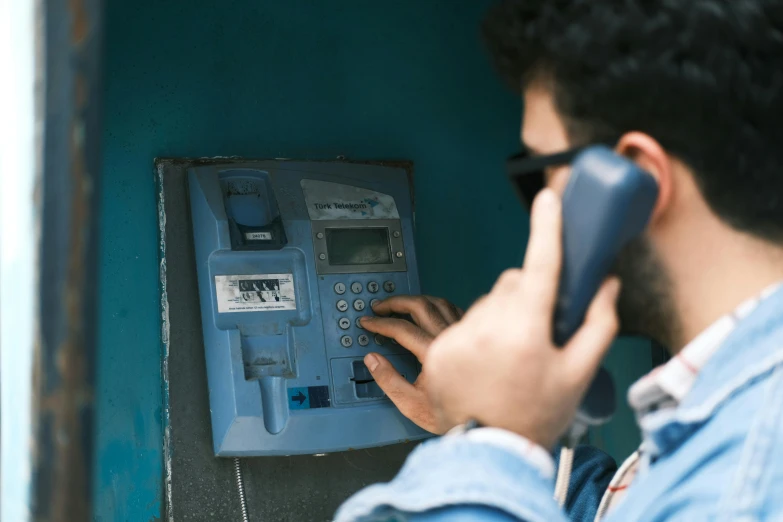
[98,2,523,519]
[97,1,650,519]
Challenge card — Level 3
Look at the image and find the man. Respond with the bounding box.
[336,0,783,520]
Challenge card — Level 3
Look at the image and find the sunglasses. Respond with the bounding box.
[507,142,616,209]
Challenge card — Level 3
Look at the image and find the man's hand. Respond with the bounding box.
[359,295,463,434]
[425,188,621,448]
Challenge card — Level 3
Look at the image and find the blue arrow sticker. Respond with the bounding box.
[288,386,330,410]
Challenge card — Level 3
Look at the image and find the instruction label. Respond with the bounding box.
[215,273,296,313]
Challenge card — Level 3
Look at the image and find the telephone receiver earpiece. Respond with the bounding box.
[553,145,659,446]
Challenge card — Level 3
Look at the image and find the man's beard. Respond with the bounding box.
[610,235,681,350]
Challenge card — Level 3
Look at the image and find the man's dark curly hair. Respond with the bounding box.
[483,0,783,243]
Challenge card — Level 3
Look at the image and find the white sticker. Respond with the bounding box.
[215,274,296,313]
[245,231,272,240]
[301,179,400,220]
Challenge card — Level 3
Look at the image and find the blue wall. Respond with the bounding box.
[97,1,649,519]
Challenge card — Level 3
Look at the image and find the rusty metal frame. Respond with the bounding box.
[29,0,104,520]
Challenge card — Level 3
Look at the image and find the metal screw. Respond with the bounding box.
[393,231,401,238]
[319,253,326,260]
[395,252,403,258]
[316,232,324,239]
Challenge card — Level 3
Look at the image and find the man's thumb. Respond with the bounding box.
[364,353,414,399]
[364,353,438,433]
[365,352,382,372]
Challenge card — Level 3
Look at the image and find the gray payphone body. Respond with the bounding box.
[188,161,429,456]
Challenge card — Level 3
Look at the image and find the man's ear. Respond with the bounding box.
[616,132,674,223]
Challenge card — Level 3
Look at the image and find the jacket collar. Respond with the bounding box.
[638,284,783,456]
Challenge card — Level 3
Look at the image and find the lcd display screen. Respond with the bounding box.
[325,227,392,266]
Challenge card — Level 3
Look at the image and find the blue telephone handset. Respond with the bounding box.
[555,146,658,446]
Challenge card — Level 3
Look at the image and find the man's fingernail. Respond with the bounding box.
[365,353,380,372]
[360,316,371,324]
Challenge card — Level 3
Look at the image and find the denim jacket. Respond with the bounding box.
[335,285,783,522]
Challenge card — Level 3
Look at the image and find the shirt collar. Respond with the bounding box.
[628,281,783,418]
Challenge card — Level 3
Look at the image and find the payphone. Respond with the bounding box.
[188,161,429,456]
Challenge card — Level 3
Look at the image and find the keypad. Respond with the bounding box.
[332,277,398,349]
